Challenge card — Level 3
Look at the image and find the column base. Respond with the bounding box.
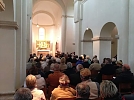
[0,92,14,100]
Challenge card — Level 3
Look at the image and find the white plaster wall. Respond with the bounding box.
[65,18,75,53]
[128,0,134,73]
[0,0,16,93]
[100,41,111,63]
[0,29,15,92]
[83,42,93,57]
[81,0,129,63]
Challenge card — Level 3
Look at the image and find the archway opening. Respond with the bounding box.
[100,22,118,61]
[83,29,93,57]
[31,0,63,56]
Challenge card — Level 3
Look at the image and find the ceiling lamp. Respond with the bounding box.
[36,24,39,27]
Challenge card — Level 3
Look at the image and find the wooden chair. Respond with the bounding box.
[102,74,114,80]
[119,82,131,95]
[57,97,76,100]
[91,70,99,77]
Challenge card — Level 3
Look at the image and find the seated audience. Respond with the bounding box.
[89,59,101,71]
[80,68,100,99]
[122,81,134,100]
[76,82,90,100]
[44,63,54,78]
[115,60,123,76]
[63,62,76,77]
[113,64,134,87]
[97,58,115,83]
[69,64,83,86]
[50,75,76,100]
[100,80,121,100]
[46,63,64,98]
[76,56,84,66]
[25,66,46,90]
[59,57,67,72]
[26,75,46,100]
[86,55,91,65]
[14,88,33,100]
[82,59,90,68]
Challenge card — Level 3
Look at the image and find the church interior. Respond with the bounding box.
[1,0,134,99]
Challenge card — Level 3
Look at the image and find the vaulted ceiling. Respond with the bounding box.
[32,0,66,27]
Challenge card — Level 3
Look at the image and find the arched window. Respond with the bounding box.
[39,27,45,40]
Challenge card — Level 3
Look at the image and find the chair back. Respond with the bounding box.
[119,82,131,94]
[91,70,99,77]
[102,74,114,80]
[57,97,76,100]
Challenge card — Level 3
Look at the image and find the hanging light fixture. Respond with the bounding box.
[36,14,39,27]
[36,24,39,27]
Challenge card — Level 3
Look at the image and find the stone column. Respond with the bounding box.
[61,15,66,53]
[74,0,82,56]
[15,0,27,89]
[26,0,32,59]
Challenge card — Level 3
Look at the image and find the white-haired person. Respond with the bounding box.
[14,88,33,100]
[63,62,76,77]
[50,74,76,100]
[80,68,100,99]
[26,75,46,100]
[76,82,90,100]
[100,80,121,100]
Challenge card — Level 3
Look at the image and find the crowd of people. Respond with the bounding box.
[14,52,134,100]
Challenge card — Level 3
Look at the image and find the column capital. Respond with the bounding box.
[0,0,5,11]
[0,21,19,30]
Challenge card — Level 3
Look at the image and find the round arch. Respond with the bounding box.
[100,22,118,61]
[83,29,93,57]
[33,0,65,14]
[32,10,56,25]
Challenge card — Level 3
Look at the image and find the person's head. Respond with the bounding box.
[61,57,66,63]
[50,63,55,70]
[53,63,60,71]
[36,62,41,68]
[79,56,83,60]
[59,74,70,86]
[105,58,111,64]
[67,62,73,68]
[93,59,99,63]
[122,64,130,71]
[116,60,123,66]
[76,82,90,98]
[14,88,33,100]
[26,75,36,89]
[80,68,91,81]
[76,64,83,72]
[84,59,88,62]
[100,80,118,98]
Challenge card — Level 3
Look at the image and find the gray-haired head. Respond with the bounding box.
[76,82,90,98]
[100,80,118,98]
[50,63,55,70]
[76,64,83,72]
[67,62,73,68]
[14,88,33,100]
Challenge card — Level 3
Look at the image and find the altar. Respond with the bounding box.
[36,40,51,56]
